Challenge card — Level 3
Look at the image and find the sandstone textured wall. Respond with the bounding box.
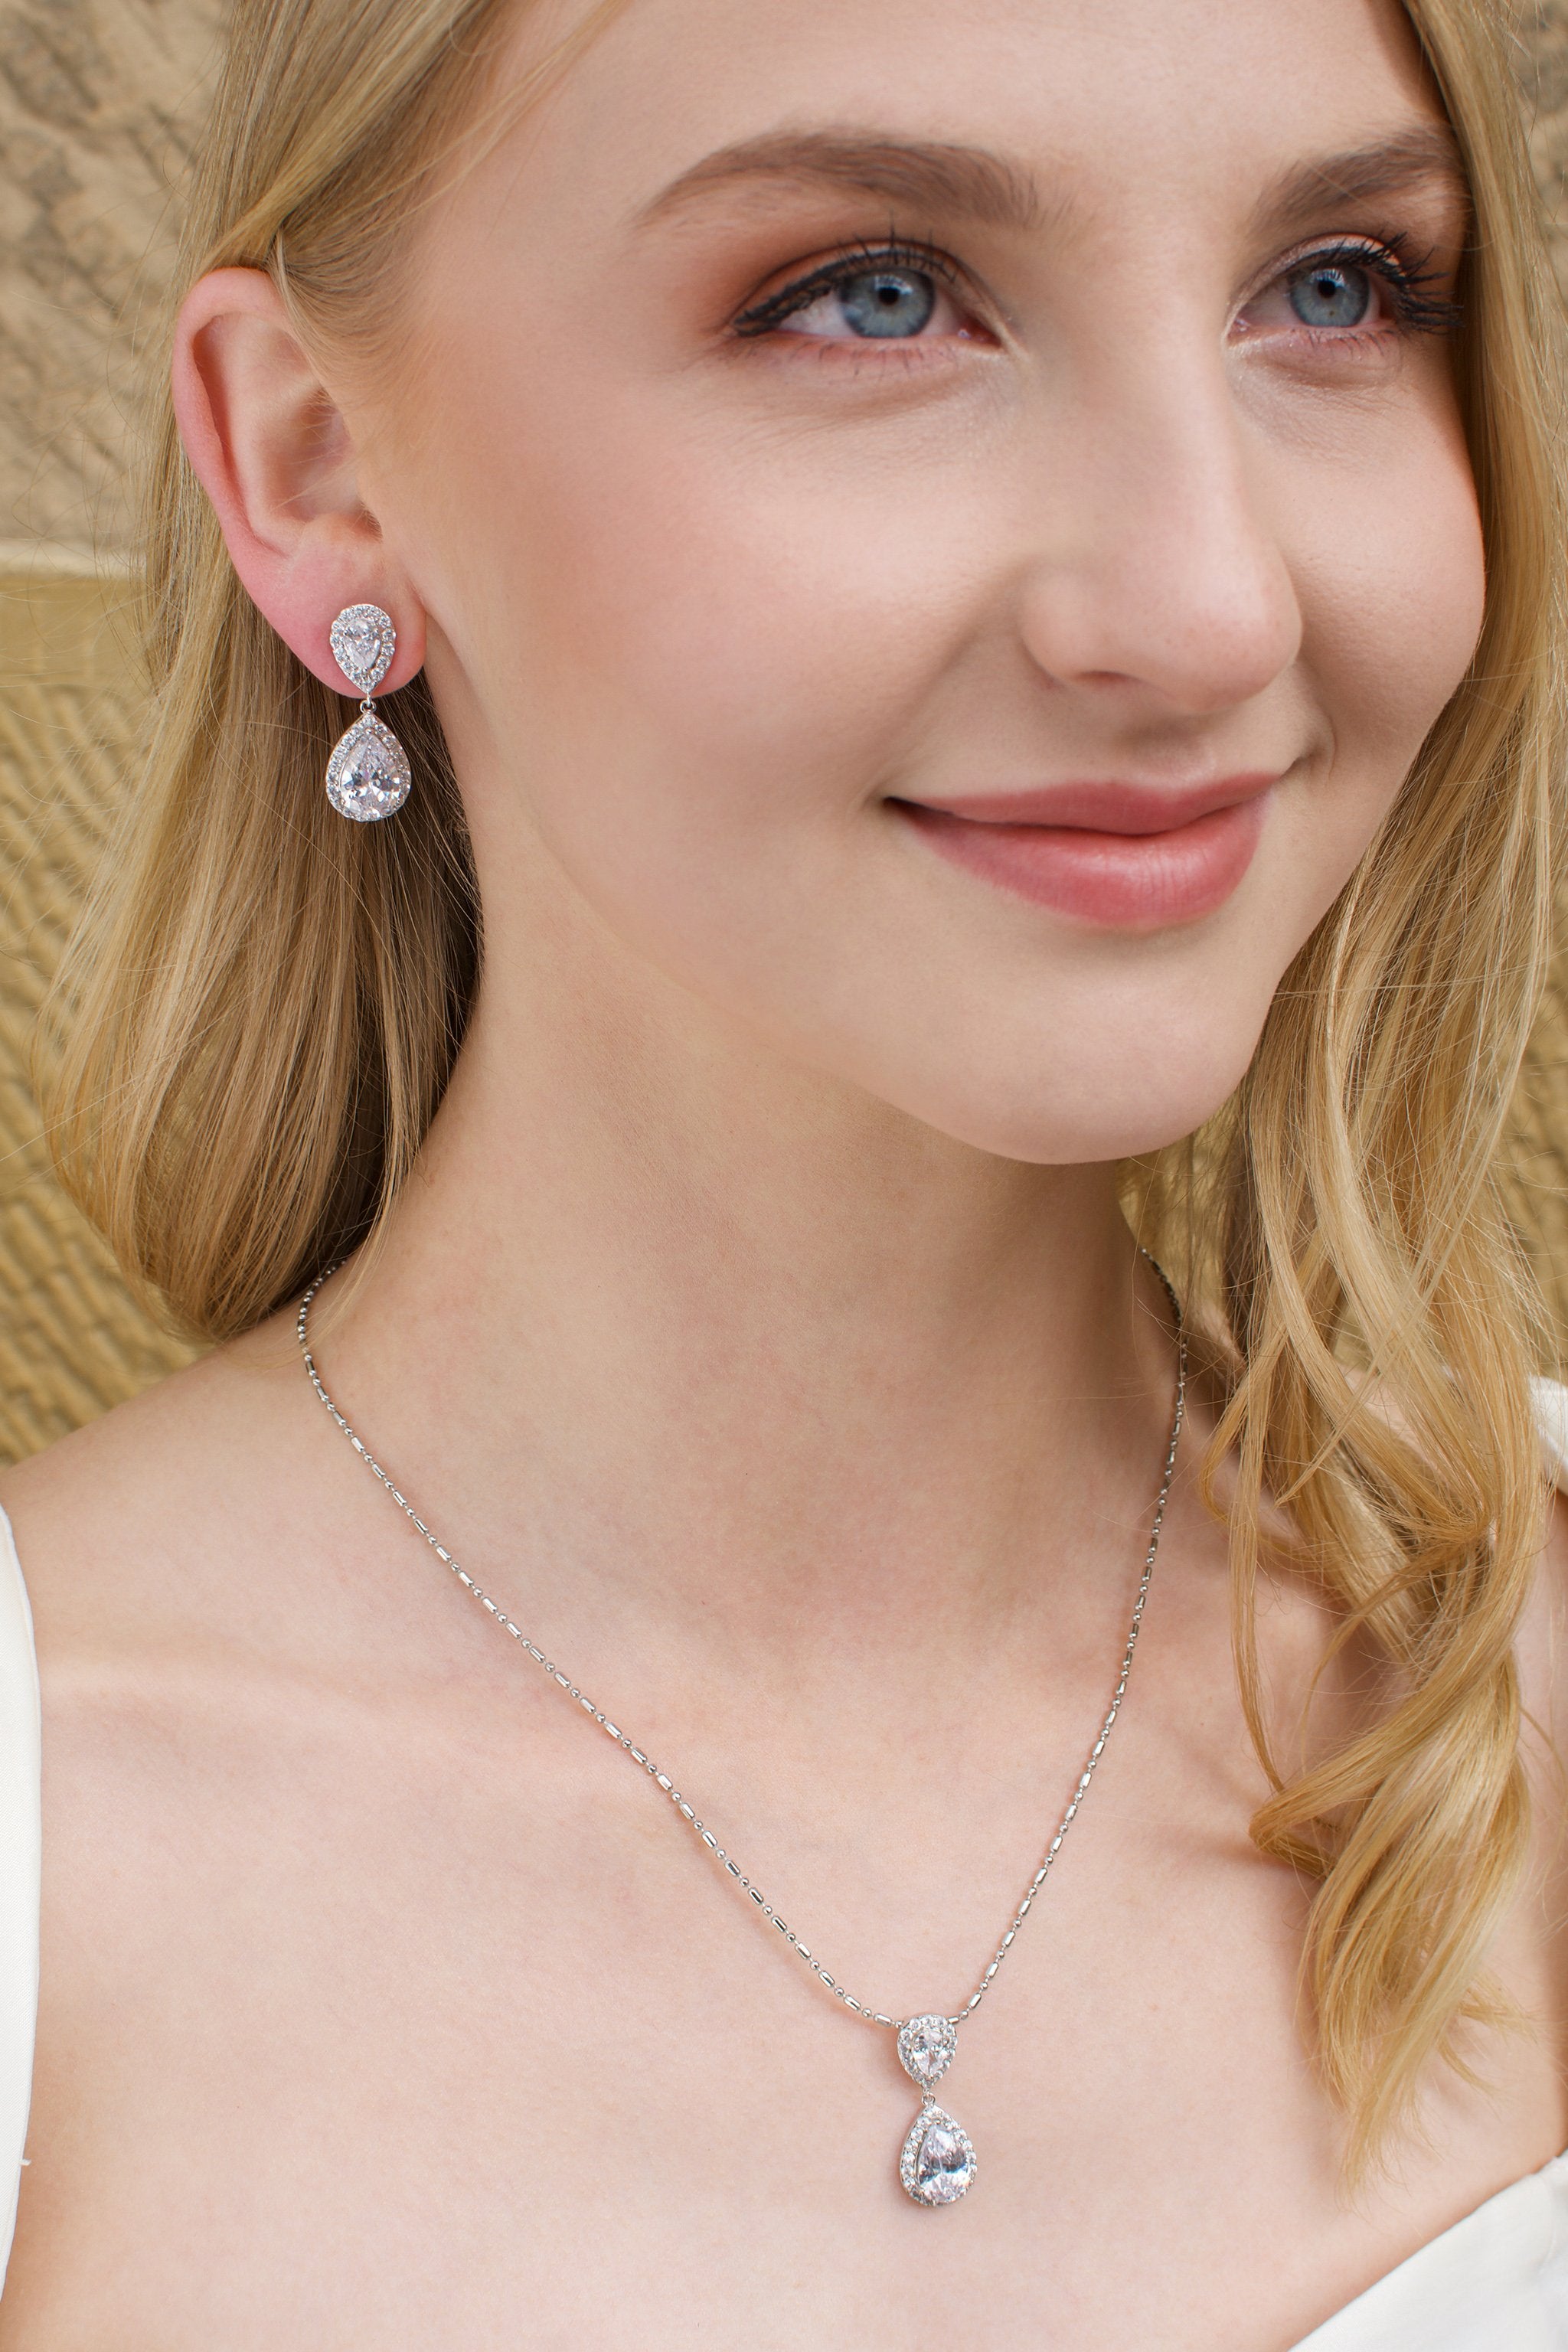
[0,0,224,559]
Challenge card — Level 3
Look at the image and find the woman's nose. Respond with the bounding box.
[1012,352,1304,717]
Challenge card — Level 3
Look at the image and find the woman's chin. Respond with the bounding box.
[864,1045,1260,1169]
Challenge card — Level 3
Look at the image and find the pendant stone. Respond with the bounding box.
[895,2014,976,2206]
[325,712,412,822]
[329,603,395,695]
[900,2104,978,2207]
[897,2014,957,2089]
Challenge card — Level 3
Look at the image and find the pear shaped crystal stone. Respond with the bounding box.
[325,710,412,822]
[897,2014,956,2092]
[900,2102,977,2207]
[329,603,395,695]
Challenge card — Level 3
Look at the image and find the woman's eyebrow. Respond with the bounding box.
[1250,124,1471,237]
[633,132,1051,236]
[632,121,1468,247]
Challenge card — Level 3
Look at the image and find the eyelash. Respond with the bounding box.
[1267,233,1462,338]
[730,230,1462,342]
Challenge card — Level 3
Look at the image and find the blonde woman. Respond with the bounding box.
[1,0,1566,2340]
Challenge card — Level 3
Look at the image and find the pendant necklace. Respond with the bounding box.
[298,1256,1186,2208]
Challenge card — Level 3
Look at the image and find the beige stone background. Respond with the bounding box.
[0,0,224,1459]
[3,4,1568,1459]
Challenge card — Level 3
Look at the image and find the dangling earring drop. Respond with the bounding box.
[325,603,412,822]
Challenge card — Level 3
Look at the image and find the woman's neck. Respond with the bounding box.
[322,927,1181,1681]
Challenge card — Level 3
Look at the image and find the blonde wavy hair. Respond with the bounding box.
[39,0,1568,2174]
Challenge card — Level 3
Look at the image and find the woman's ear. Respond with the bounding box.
[171,267,426,693]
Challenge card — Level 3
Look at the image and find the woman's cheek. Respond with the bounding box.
[498,450,978,854]
[1295,400,1485,792]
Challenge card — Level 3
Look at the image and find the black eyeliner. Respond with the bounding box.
[733,236,965,338]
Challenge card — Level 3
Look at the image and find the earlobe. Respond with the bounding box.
[170,266,425,694]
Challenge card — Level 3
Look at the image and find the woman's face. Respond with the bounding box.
[364,0,1481,1161]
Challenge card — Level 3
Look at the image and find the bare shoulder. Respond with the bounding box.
[0,1312,444,2078]
[0,1315,356,1675]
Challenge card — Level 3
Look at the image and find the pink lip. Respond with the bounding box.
[892,773,1277,928]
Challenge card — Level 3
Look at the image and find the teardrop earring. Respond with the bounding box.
[324,603,412,822]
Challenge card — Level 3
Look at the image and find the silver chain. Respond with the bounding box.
[297,1253,1185,2035]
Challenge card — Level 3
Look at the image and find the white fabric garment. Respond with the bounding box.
[3,1400,1568,2337]
[1289,2147,1568,2348]
[0,1508,38,2301]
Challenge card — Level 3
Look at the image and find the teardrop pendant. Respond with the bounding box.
[325,710,412,822]
[900,2101,977,2206]
[894,2013,975,2204]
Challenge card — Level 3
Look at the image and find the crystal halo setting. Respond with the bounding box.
[325,603,410,822]
[325,713,413,823]
[329,603,395,695]
[897,2013,957,2090]
[900,2102,978,2207]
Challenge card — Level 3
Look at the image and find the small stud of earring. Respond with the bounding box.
[324,603,412,822]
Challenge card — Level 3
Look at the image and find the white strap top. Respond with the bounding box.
[0,1508,38,2295]
[1290,2148,1568,2347]
[2,1407,1568,2337]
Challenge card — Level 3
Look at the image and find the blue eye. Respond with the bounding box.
[733,241,977,345]
[1288,261,1371,328]
[832,268,937,338]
